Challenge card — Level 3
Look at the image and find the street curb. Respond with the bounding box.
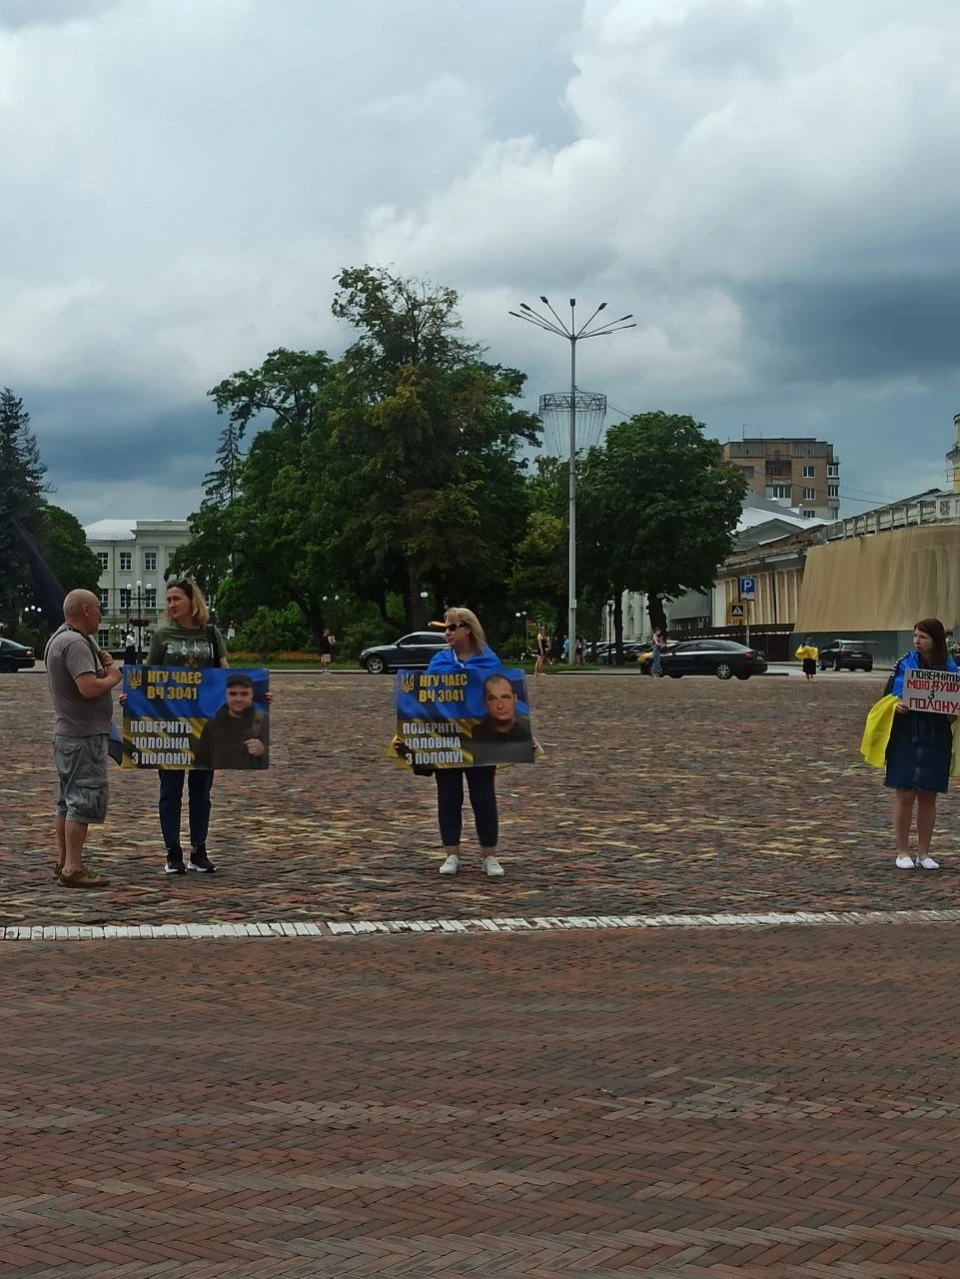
[3,907,960,943]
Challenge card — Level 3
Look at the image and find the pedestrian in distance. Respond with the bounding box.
[534,625,547,677]
[319,626,335,674]
[45,589,122,888]
[124,631,137,666]
[884,618,958,870]
[650,627,667,678]
[430,607,507,879]
[795,635,819,681]
[575,633,585,665]
[145,578,229,875]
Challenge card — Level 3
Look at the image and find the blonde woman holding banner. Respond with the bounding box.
[428,607,507,879]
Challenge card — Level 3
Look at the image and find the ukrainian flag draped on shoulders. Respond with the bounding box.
[860,650,960,773]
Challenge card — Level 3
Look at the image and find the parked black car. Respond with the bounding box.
[359,630,447,674]
[0,637,36,672]
[818,640,874,672]
[657,638,767,680]
[594,640,649,665]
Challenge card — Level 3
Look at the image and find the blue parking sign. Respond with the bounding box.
[738,576,755,600]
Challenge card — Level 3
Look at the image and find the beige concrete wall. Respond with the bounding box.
[796,525,960,632]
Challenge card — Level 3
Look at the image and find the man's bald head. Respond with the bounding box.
[63,589,102,635]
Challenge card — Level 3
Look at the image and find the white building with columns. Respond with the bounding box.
[84,519,191,651]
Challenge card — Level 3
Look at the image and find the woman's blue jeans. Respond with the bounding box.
[158,770,214,852]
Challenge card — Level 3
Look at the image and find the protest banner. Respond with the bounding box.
[391,666,535,768]
[902,668,960,716]
[122,666,270,769]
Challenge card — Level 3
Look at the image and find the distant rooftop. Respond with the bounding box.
[84,519,189,542]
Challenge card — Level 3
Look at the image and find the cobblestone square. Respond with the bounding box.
[4,672,960,1276]
[4,670,960,926]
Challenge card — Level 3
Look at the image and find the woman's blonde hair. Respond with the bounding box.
[165,577,211,627]
[444,606,486,652]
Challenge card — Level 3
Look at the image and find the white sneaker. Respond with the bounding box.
[439,854,460,876]
[895,854,916,869]
[482,855,505,878]
[918,855,940,870]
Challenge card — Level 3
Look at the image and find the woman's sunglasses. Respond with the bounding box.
[444,622,468,632]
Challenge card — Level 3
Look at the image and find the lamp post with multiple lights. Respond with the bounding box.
[509,297,634,663]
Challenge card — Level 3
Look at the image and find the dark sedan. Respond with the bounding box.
[0,637,36,672]
[359,630,447,674]
[818,640,874,672]
[658,638,767,680]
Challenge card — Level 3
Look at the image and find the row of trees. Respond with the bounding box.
[172,266,747,656]
[0,266,746,656]
[0,388,101,638]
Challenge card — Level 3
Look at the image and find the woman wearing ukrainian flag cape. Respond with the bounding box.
[860,618,959,870]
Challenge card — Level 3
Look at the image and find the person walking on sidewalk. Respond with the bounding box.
[534,625,547,677]
[650,627,667,678]
[45,589,122,888]
[795,636,819,681]
[884,618,958,871]
[146,578,228,875]
[318,626,335,673]
[431,607,507,879]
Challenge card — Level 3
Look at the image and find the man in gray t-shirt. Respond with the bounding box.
[45,590,122,888]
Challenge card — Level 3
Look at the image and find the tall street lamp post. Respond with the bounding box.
[125,580,149,661]
[509,297,635,664]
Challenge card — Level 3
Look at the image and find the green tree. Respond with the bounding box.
[580,412,747,649]
[329,266,538,630]
[171,350,338,642]
[511,456,568,631]
[0,388,47,629]
[38,504,100,593]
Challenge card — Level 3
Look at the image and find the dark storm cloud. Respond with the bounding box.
[29,389,219,487]
[744,274,960,384]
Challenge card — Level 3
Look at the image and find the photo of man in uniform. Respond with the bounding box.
[470,673,534,764]
[194,673,269,770]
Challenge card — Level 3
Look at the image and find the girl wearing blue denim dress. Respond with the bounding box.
[886,618,958,870]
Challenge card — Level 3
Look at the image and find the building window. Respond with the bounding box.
[768,485,791,499]
[827,463,839,478]
[119,551,132,572]
[98,588,110,608]
[802,487,816,500]
[802,465,816,478]
[119,588,132,609]
[144,551,157,572]
[97,551,109,572]
[828,484,839,498]
[801,509,816,518]
[941,501,951,516]
[98,629,110,649]
[741,465,755,480]
[144,587,157,609]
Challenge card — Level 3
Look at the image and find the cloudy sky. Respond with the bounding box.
[3,0,959,525]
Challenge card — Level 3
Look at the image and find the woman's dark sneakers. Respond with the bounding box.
[165,851,186,875]
[188,847,216,873]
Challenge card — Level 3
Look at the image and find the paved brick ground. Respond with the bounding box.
[6,672,960,927]
[3,924,960,1277]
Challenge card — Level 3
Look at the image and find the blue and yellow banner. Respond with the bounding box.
[392,667,535,768]
[122,666,270,770]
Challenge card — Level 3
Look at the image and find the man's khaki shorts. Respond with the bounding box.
[54,734,109,825]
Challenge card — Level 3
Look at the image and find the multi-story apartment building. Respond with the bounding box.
[84,519,191,651]
[722,437,840,520]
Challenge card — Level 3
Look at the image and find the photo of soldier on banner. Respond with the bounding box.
[122,666,270,770]
[391,665,535,768]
